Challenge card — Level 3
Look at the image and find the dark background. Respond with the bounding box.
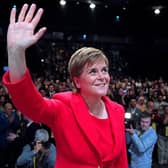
[1,0,168,79]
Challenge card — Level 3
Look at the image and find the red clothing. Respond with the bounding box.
[3,70,128,168]
[89,117,114,167]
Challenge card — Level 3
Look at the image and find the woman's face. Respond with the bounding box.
[74,58,110,98]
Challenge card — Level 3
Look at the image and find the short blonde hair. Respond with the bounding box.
[68,47,109,80]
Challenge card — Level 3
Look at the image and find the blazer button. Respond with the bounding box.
[97,166,100,168]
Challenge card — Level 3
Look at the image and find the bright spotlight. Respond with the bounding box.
[89,3,96,9]
[60,0,66,6]
[154,8,160,15]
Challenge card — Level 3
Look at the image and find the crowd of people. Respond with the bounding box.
[1,61,168,167]
[0,3,168,168]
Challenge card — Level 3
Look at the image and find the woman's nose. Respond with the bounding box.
[97,71,104,79]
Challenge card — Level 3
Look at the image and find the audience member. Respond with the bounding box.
[16,128,56,168]
[0,102,20,167]
[126,97,142,129]
[126,112,157,168]
[156,105,168,165]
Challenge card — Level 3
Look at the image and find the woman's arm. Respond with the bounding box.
[4,4,59,126]
[7,4,46,82]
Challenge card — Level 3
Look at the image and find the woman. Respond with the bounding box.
[3,4,128,168]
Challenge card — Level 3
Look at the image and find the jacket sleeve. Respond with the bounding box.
[47,144,56,168]
[2,69,60,127]
[16,144,34,167]
[131,128,157,153]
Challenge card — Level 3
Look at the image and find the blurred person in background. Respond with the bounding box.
[0,102,20,167]
[156,105,168,166]
[126,112,157,168]
[16,128,56,168]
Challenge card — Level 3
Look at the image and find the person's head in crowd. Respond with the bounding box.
[118,87,124,96]
[34,129,50,151]
[35,77,42,84]
[162,105,168,124]
[158,95,163,102]
[138,89,144,97]
[139,112,152,132]
[0,95,6,105]
[153,91,158,99]
[127,88,135,97]
[129,98,137,108]
[48,83,55,93]
[39,87,48,97]
[163,105,168,116]
[137,96,145,105]
[34,128,49,142]
[146,101,154,114]
[0,85,6,96]
[4,102,14,116]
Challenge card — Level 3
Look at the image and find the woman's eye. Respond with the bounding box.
[89,69,97,74]
[102,67,108,73]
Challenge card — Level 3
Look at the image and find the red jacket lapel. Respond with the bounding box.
[102,96,125,161]
[70,93,102,159]
[70,93,125,162]
[53,92,125,163]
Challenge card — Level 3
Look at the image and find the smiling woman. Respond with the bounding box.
[69,48,110,119]
[3,3,128,168]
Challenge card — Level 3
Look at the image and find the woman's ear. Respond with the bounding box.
[73,77,80,89]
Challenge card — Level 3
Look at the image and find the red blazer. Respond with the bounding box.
[3,70,128,168]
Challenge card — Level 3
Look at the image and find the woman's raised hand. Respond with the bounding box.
[7,4,46,51]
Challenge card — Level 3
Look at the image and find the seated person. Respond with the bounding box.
[16,128,56,168]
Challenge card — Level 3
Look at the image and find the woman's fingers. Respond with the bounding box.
[8,3,46,46]
[10,3,44,28]
[24,4,36,22]
[18,4,29,22]
[34,27,47,42]
[10,7,16,24]
[31,8,44,28]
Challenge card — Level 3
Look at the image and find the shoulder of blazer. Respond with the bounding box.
[51,91,77,105]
